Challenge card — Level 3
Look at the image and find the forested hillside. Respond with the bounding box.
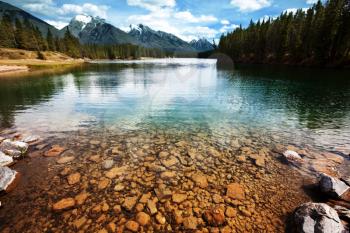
[218,0,350,67]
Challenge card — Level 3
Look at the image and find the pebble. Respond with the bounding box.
[125,220,139,232]
[183,216,198,230]
[136,212,151,226]
[102,160,114,169]
[123,196,138,211]
[57,156,75,164]
[52,198,75,211]
[67,173,81,185]
[172,193,187,203]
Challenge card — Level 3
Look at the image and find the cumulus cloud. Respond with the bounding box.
[44,20,68,29]
[221,20,230,25]
[220,24,239,33]
[127,0,176,11]
[125,0,219,41]
[174,11,218,23]
[57,3,109,18]
[230,0,271,12]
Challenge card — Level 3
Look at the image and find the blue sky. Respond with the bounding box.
[4,0,318,41]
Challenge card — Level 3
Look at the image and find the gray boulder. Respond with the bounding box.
[0,151,13,167]
[0,166,18,192]
[319,173,349,198]
[292,202,345,233]
[0,139,29,158]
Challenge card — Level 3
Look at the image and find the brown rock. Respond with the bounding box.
[57,156,75,164]
[105,166,127,179]
[88,155,101,163]
[161,157,178,168]
[107,222,116,232]
[172,193,187,203]
[114,184,124,192]
[123,196,138,211]
[147,200,158,215]
[136,212,151,226]
[160,171,176,179]
[67,172,81,185]
[125,220,139,232]
[52,198,75,211]
[155,213,166,225]
[139,192,152,204]
[45,145,66,157]
[183,216,198,230]
[225,207,237,218]
[255,157,265,167]
[75,192,89,205]
[73,217,87,229]
[226,183,245,200]
[203,207,225,226]
[192,173,208,188]
[98,178,110,190]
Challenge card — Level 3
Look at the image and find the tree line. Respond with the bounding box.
[218,0,350,67]
[0,15,170,59]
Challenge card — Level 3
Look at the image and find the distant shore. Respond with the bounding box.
[0,48,85,76]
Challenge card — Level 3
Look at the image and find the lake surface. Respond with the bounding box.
[0,59,349,232]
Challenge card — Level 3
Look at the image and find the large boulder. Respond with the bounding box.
[0,151,14,167]
[319,173,349,198]
[292,202,345,233]
[0,166,19,192]
[0,139,28,158]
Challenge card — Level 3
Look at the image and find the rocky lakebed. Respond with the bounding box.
[0,126,349,233]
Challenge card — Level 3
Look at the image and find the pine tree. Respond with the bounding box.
[47,28,55,51]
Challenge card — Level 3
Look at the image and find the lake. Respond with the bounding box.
[0,59,349,232]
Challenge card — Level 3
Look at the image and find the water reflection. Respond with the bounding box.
[0,59,349,151]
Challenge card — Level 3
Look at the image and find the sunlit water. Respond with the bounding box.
[0,59,350,232]
[1,59,350,151]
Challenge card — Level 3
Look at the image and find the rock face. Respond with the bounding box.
[319,173,349,198]
[0,139,28,158]
[292,202,345,233]
[0,166,19,192]
[0,151,13,167]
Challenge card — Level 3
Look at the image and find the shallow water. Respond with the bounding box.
[0,59,349,232]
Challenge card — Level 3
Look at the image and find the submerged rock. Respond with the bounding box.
[291,202,344,233]
[319,173,349,198]
[44,145,66,157]
[283,150,302,161]
[52,198,76,211]
[0,151,13,167]
[0,166,19,192]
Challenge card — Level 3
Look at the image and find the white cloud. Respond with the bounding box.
[127,0,176,11]
[174,11,218,23]
[22,1,109,19]
[221,20,230,25]
[57,3,109,18]
[125,0,220,41]
[230,0,271,12]
[283,8,308,14]
[45,20,68,29]
[306,0,318,4]
[220,24,239,33]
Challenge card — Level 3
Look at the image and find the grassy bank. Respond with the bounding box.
[0,48,85,75]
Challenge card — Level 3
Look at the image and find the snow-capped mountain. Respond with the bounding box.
[128,24,196,52]
[60,15,138,45]
[190,38,214,52]
[60,16,215,52]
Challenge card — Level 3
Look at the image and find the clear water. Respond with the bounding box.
[0,59,350,232]
[1,59,350,152]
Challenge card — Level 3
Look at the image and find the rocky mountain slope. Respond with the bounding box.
[0,1,60,37]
